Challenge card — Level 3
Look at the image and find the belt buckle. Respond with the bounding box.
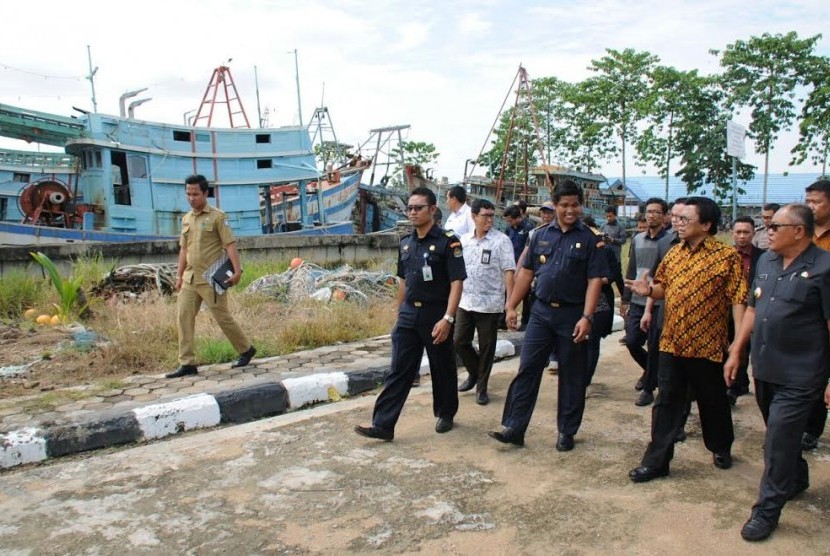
[413,301,422,307]
[549,302,560,308]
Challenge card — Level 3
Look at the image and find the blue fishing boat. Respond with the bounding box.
[0,68,363,245]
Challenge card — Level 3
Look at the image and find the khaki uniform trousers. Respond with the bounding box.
[177,281,250,366]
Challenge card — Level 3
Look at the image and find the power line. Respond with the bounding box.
[0,62,84,80]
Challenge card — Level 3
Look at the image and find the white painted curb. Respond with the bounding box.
[282,372,349,409]
[0,428,47,468]
[133,393,221,440]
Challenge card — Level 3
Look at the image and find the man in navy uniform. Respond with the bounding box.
[489,180,608,451]
[725,204,830,542]
[355,186,466,440]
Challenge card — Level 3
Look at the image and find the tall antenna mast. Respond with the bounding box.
[290,49,303,126]
[254,65,263,128]
[86,45,99,113]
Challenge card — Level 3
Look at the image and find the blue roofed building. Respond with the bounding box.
[606,173,827,217]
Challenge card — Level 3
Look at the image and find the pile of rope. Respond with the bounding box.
[91,263,178,299]
[245,262,396,304]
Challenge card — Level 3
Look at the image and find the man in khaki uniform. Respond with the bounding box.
[166,174,256,378]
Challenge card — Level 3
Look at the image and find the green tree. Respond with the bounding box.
[314,141,352,168]
[580,48,660,190]
[713,31,822,204]
[389,140,440,183]
[791,55,830,177]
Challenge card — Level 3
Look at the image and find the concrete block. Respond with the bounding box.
[214,383,288,424]
[133,393,221,440]
[0,428,47,469]
[346,367,389,396]
[282,372,349,409]
[45,413,141,458]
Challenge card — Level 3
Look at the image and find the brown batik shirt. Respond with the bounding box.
[655,236,748,362]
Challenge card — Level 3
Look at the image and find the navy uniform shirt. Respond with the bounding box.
[397,225,467,304]
[507,219,535,262]
[749,244,830,389]
[524,220,608,305]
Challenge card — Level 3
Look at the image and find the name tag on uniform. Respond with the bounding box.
[481,249,491,264]
[422,265,434,281]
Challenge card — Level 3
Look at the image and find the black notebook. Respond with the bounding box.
[210,257,235,291]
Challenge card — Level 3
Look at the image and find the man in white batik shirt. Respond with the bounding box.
[454,198,516,405]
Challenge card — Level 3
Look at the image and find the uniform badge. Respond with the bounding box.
[540,255,547,264]
[575,242,582,249]
[429,245,436,252]
[801,271,809,278]
[454,248,462,257]
[754,287,762,299]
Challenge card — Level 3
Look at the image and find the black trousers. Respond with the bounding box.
[372,303,458,432]
[804,380,829,438]
[454,308,500,394]
[752,379,823,522]
[641,353,734,468]
[625,303,649,372]
[586,308,613,386]
[502,303,587,436]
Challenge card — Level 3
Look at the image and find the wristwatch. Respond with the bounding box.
[443,314,455,324]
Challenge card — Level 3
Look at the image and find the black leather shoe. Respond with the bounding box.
[713,452,733,469]
[435,417,453,433]
[634,374,646,391]
[556,433,575,452]
[629,465,669,483]
[635,390,654,407]
[488,428,525,446]
[802,432,819,451]
[458,377,477,392]
[476,391,489,405]
[741,515,777,542]
[726,390,738,406]
[232,346,257,368]
[354,425,393,441]
[165,365,197,378]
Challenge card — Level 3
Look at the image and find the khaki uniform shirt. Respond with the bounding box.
[180,204,235,285]
[814,229,830,252]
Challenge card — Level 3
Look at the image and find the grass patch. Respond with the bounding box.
[0,271,48,319]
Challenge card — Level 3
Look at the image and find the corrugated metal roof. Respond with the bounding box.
[606,173,826,205]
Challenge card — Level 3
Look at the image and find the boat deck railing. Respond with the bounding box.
[0,148,76,170]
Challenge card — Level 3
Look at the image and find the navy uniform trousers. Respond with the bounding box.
[752,379,823,522]
[502,303,587,436]
[372,302,458,432]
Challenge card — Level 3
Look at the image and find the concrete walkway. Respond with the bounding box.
[0,331,523,469]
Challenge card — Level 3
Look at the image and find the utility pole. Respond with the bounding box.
[86,45,99,113]
[290,49,303,126]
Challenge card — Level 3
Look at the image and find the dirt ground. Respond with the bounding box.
[0,338,827,554]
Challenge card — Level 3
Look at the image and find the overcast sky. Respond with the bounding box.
[1,0,828,182]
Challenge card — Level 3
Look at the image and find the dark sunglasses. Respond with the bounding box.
[767,223,801,232]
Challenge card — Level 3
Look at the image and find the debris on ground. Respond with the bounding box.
[246,262,396,303]
[91,263,178,299]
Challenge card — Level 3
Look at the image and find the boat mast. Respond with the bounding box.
[290,49,303,126]
[86,45,98,113]
[254,65,263,128]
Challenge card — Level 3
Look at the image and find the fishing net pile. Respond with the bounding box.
[245,262,396,304]
[91,263,178,299]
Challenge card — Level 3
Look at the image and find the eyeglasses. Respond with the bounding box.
[768,223,801,232]
[406,204,430,213]
[645,209,664,215]
[675,216,698,225]
[476,213,495,220]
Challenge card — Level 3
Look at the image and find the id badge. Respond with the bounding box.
[481,249,491,264]
[422,265,433,282]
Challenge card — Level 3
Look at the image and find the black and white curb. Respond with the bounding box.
[0,338,519,470]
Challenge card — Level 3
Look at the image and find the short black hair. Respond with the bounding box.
[637,213,647,223]
[503,205,522,219]
[410,186,437,206]
[516,199,528,213]
[684,196,720,235]
[644,197,668,214]
[553,180,583,204]
[734,216,755,227]
[448,185,467,203]
[762,203,780,212]
[783,203,815,236]
[605,205,617,215]
[471,198,494,215]
[673,197,688,206]
[583,215,598,228]
[185,174,209,192]
[805,179,830,200]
